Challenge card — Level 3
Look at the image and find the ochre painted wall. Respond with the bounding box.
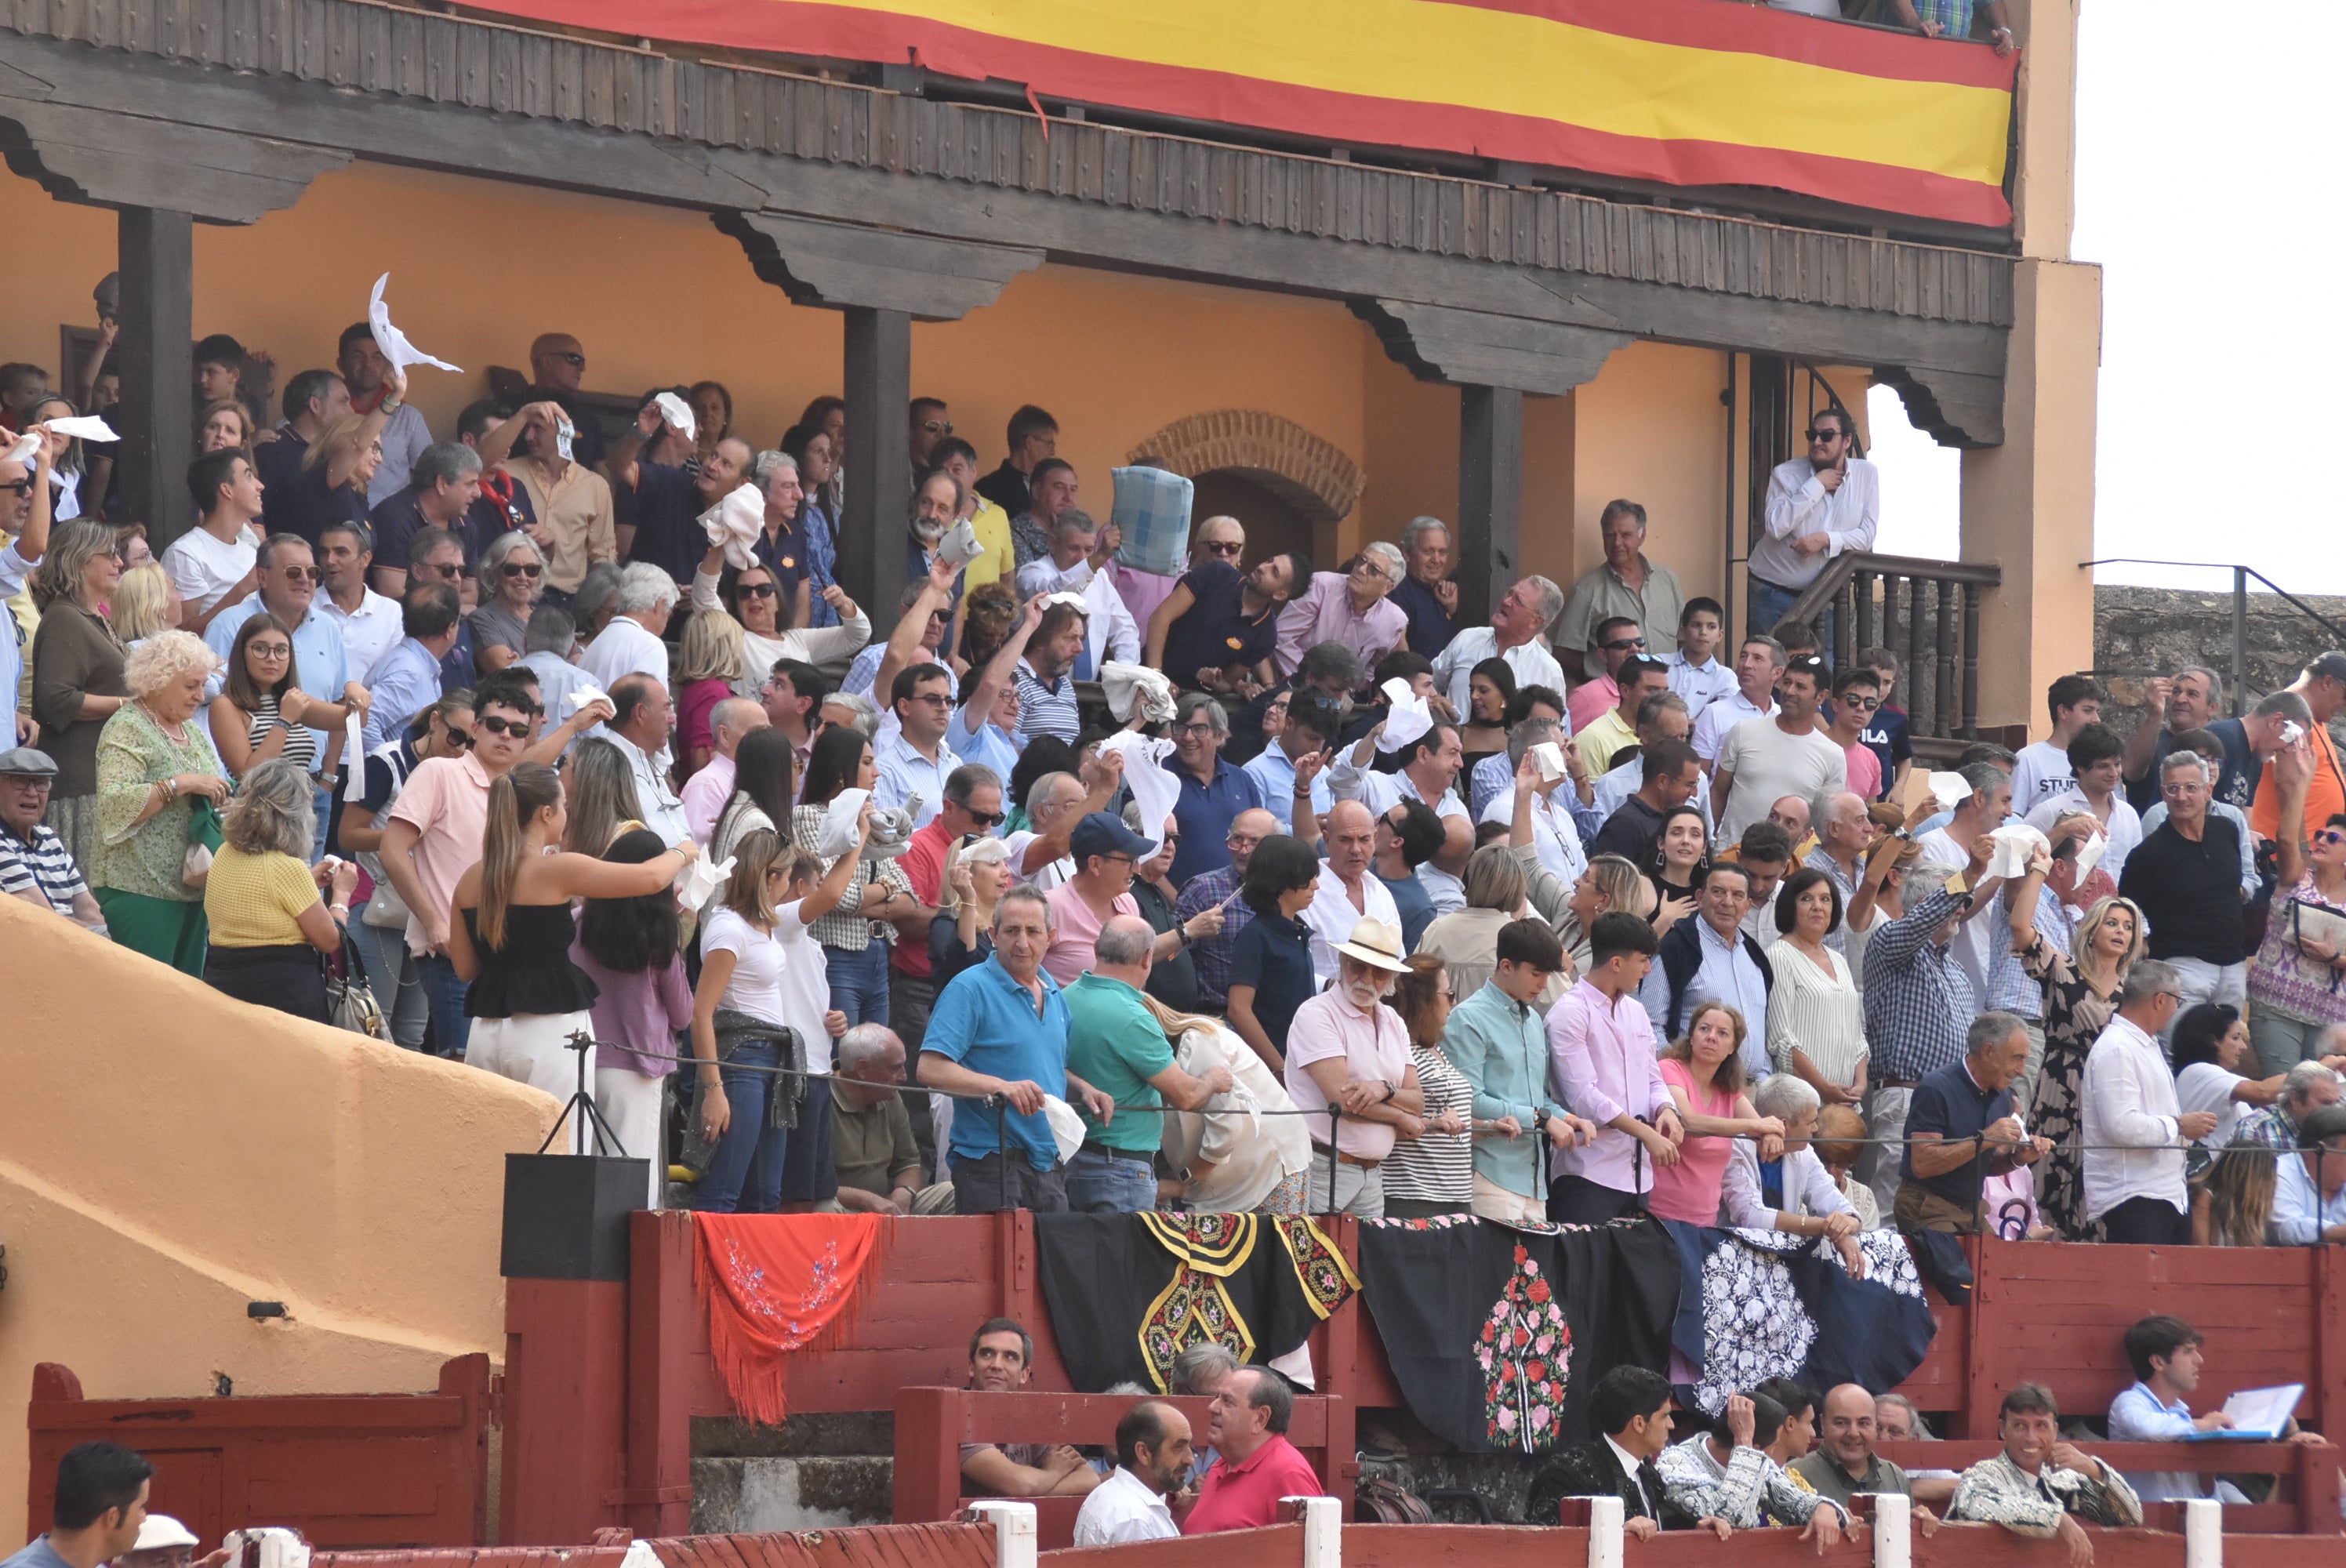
[0,896,555,1547]
[1571,342,1734,614]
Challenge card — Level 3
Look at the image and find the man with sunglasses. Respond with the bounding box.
[1821,666,1885,800]
[1754,408,1877,652]
[1555,499,1685,685]
[314,519,401,686]
[1566,616,1648,735]
[909,396,953,474]
[525,332,604,470]
[369,441,484,599]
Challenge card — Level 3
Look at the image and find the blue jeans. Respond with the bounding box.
[1064,1148,1158,1214]
[350,913,427,1049]
[824,939,892,1026]
[417,953,472,1059]
[692,1037,790,1214]
[1749,574,1836,657]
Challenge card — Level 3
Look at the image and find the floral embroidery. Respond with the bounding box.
[1136,1213,1262,1389]
[1269,1216,1359,1319]
[724,1235,854,1347]
[1692,1229,1819,1414]
[1477,1243,1573,1453]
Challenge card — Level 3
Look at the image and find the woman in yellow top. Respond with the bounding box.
[202,756,359,1022]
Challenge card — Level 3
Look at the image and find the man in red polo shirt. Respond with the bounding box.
[1181,1367,1324,1534]
[890,761,1009,1053]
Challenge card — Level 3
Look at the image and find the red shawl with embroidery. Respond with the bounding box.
[692,1213,888,1425]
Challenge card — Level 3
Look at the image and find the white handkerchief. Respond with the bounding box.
[566,684,611,713]
[1927,770,1972,810]
[367,273,462,374]
[1985,822,2050,880]
[1041,591,1089,615]
[3,433,36,465]
[1376,677,1433,754]
[1099,662,1176,726]
[1099,731,1180,858]
[2073,829,2108,883]
[343,713,369,802]
[1043,1095,1088,1165]
[699,484,764,572]
[43,416,118,443]
[936,518,984,570]
[653,391,696,441]
[675,853,733,912]
[819,786,871,862]
[1531,741,1569,782]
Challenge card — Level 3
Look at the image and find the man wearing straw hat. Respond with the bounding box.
[1282,916,1425,1218]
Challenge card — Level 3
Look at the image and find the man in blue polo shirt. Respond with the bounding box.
[1894,1010,2049,1235]
[1146,549,1308,698]
[917,884,1115,1214]
[1168,693,1266,887]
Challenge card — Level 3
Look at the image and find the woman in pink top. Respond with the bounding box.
[1649,1001,1785,1224]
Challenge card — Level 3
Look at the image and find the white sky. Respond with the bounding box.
[1869,0,2346,593]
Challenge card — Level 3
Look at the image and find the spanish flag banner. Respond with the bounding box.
[473,0,2017,227]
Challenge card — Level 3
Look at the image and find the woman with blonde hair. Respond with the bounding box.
[1649,1001,1784,1225]
[674,606,745,777]
[1142,991,1313,1215]
[1415,841,1532,1007]
[207,611,358,781]
[561,736,645,856]
[2198,1137,2279,1247]
[201,756,359,1020]
[1379,954,1476,1218]
[108,561,180,648]
[2007,833,2147,1240]
[445,762,694,1139]
[32,518,131,873]
[92,630,230,971]
[195,397,257,458]
[296,384,400,538]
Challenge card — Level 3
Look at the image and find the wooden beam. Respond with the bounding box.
[0,98,347,222]
[115,207,194,544]
[1874,362,2006,448]
[1457,385,1523,631]
[1356,299,1629,396]
[841,307,912,617]
[717,212,1044,321]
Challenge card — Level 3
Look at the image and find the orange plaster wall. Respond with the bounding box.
[1570,342,1734,611]
[0,896,556,1547]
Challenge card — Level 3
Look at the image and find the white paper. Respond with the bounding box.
[43,415,118,444]
[2072,828,2108,883]
[1099,731,1180,858]
[1042,1095,1088,1164]
[1984,822,2049,880]
[367,273,462,374]
[1376,676,1433,754]
[675,852,733,912]
[1927,770,1972,810]
[699,484,763,572]
[652,390,696,441]
[1531,740,1569,782]
[2218,1384,2303,1438]
[2,433,36,465]
[555,414,575,463]
[342,713,369,802]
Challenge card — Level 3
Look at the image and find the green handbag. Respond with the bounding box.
[183,795,225,889]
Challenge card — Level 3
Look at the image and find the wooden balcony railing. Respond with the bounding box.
[1786,551,2004,763]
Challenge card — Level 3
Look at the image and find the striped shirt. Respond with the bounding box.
[1382,1045,1475,1206]
[0,820,89,915]
[1013,659,1081,745]
[790,803,913,955]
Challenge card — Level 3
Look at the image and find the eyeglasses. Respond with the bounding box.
[1173,721,1219,738]
[1601,637,1647,652]
[1200,540,1244,557]
[247,642,292,659]
[1805,427,1847,443]
[738,581,776,599]
[0,479,34,499]
[478,715,530,738]
[905,692,953,710]
[502,561,543,579]
[920,419,953,435]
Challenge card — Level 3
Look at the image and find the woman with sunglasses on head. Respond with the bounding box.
[207,612,358,782]
[338,690,473,1049]
[1379,953,1477,1218]
[2249,741,2346,1075]
[791,724,921,1026]
[469,532,543,675]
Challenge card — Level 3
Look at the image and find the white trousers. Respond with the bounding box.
[467,1011,597,1153]
[594,1065,666,1208]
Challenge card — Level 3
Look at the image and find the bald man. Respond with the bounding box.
[1789,1384,1952,1519]
[681,696,770,846]
[526,331,603,467]
[1302,800,1400,985]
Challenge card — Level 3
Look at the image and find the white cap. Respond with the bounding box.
[133,1517,199,1552]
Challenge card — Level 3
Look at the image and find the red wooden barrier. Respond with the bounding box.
[1871,1438,2343,1537]
[26,1357,490,1552]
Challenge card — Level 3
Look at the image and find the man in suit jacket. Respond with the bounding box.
[1525,1367,1730,1538]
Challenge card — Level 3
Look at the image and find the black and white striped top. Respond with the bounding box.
[247,692,318,773]
[1382,1044,1476,1205]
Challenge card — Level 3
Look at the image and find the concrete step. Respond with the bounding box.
[692,1455,895,1534]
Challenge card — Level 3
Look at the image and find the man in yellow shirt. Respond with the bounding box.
[935,436,1014,591]
[1575,656,1671,775]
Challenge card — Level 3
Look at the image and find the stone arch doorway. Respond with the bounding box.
[1129,410,1364,573]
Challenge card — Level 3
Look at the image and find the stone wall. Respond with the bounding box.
[2094,585,2346,735]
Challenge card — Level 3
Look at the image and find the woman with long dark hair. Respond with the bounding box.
[1643,803,1708,925]
[790,724,918,1026]
[208,611,358,781]
[573,826,696,1204]
[445,763,694,1145]
[710,727,795,866]
[778,423,841,627]
[1457,657,1516,779]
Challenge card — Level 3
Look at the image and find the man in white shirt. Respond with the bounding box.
[2024,723,2142,882]
[2273,1105,2346,1243]
[1330,720,1473,913]
[517,605,597,746]
[1712,655,1846,847]
[1917,760,2016,1000]
[875,662,962,830]
[2010,674,2106,815]
[1071,1402,1190,1545]
[1015,507,1139,657]
[165,448,263,633]
[604,673,691,844]
[681,698,768,846]
[1665,597,1738,722]
[1752,407,1877,648]
[2083,961,2217,1244]
[0,446,55,745]
[1303,801,1400,984]
[579,563,677,690]
[1690,633,1784,767]
[1430,576,1566,717]
[315,519,401,684]
[1480,719,1588,885]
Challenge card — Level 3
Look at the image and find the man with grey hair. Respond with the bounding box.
[1896,1008,2047,1235]
[369,441,482,598]
[1170,691,1268,887]
[748,448,837,630]
[580,562,678,688]
[681,696,769,847]
[1874,1393,1934,1443]
[1864,833,2008,1216]
[2120,750,2249,1021]
[1015,506,1140,673]
[1805,791,1873,960]
[1431,575,1566,718]
[1005,771,1088,891]
[1271,543,1409,684]
[2082,960,2213,1243]
[1389,514,1457,657]
[517,604,595,740]
[1480,716,1589,884]
[1553,498,1686,684]
[831,1023,953,1215]
[1293,639,1367,707]
[2122,665,2239,814]
[2239,1058,2346,1152]
[1063,913,1236,1211]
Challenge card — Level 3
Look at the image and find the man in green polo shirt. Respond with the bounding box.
[1063,915,1236,1212]
[1789,1383,1953,1519]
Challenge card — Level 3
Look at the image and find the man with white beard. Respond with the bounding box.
[1280,917,1426,1217]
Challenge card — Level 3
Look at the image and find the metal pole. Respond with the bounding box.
[2232,567,2249,717]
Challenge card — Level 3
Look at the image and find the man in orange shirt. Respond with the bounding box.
[2251,655,2346,846]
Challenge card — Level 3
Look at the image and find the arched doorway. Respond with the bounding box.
[1129,410,1364,572]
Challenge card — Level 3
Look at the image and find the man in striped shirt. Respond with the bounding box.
[0,748,102,931]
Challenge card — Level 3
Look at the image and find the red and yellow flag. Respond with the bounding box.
[472,0,2017,227]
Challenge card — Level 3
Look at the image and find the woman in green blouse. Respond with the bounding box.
[93,630,231,974]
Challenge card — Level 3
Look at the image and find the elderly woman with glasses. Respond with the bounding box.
[29,519,131,873]
[92,630,231,971]
[470,531,544,674]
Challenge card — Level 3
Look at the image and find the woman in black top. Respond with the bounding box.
[1643,803,1709,932]
[446,762,695,1149]
[1224,833,1324,1073]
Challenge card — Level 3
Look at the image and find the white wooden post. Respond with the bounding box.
[1585,1494,1625,1568]
[1872,1493,1912,1568]
[1292,1495,1342,1568]
[2183,1497,2223,1568]
[968,1501,1037,1568]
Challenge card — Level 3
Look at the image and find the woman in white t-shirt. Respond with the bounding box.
[2171,1003,2286,1160]
[688,819,864,1214]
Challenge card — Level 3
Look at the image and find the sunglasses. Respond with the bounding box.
[1159,832,1181,845]
[1837,695,1881,710]
[442,726,474,749]
[738,582,776,599]
[1602,637,1647,652]
[1806,427,1847,442]
[964,808,1007,827]
[2316,829,2346,848]
[920,419,954,435]
[554,352,586,368]
[502,561,542,579]
[478,714,530,738]
[1201,540,1244,557]
[905,692,953,709]
[0,479,34,499]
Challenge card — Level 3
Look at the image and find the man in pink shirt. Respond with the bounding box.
[1281,918,1425,1218]
[379,677,535,1058]
[1825,666,1885,800]
[1545,911,1685,1223]
[1567,615,1649,734]
[1043,812,1151,986]
[1270,544,1409,684]
[679,697,768,846]
[1182,1367,1327,1534]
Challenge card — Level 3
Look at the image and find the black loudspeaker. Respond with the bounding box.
[500,1153,648,1281]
